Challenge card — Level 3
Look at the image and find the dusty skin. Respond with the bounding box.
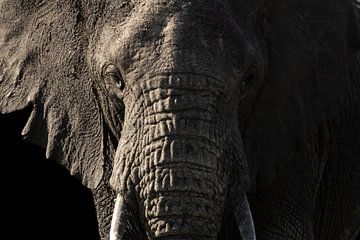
[0,0,359,239]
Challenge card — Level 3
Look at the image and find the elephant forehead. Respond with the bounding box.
[90,0,252,74]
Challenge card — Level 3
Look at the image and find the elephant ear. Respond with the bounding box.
[243,0,359,189]
[0,0,121,189]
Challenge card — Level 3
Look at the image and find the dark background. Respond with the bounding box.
[1,106,100,239]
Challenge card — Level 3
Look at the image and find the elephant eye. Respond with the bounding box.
[103,64,125,90]
[240,71,255,94]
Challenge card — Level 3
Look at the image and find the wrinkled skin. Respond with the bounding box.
[93,1,259,239]
[0,0,359,239]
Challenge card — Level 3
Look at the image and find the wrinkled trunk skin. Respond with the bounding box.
[110,74,240,239]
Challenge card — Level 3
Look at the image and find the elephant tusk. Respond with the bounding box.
[234,194,256,240]
[110,193,127,240]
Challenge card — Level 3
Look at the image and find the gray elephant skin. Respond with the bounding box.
[0,0,359,239]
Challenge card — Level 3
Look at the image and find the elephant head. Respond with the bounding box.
[1,0,358,239]
[89,1,264,239]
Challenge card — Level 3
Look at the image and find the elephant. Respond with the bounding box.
[0,0,359,239]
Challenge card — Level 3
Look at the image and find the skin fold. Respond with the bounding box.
[0,0,359,239]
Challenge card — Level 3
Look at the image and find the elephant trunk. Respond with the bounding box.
[139,138,225,239]
[138,74,227,239]
[110,74,245,239]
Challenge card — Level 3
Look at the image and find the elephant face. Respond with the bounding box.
[89,1,260,238]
